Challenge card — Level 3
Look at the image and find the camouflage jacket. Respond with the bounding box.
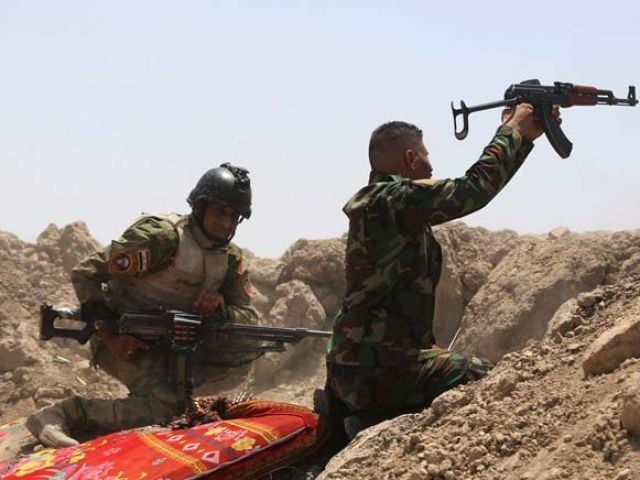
[326,126,533,367]
[71,214,258,325]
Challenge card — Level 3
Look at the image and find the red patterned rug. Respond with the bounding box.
[0,401,327,480]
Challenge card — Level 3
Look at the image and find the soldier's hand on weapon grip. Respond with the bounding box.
[193,289,226,314]
[95,323,150,361]
[503,103,562,142]
[550,105,562,125]
[503,103,539,141]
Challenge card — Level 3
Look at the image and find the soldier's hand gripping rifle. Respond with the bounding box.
[451,79,637,158]
[40,304,332,411]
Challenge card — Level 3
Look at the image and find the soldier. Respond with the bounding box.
[324,104,561,438]
[26,163,259,448]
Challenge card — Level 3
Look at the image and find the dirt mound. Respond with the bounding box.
[456,232,615,361]
[3,222,640,480]
[319,277,640,480]
[0,224,127,424]
[432,222,524,346]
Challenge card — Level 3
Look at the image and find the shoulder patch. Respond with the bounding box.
[116,215,180,274]
[108,245,152,275]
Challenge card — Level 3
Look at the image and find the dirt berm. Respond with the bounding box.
[1,222,640,479]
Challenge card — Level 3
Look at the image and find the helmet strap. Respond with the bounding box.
[190,211,235,249]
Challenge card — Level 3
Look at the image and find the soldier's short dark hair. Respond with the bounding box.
[369,121,423,165]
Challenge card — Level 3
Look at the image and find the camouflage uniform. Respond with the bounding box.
[61,213,258,434]
[326,125,533,417]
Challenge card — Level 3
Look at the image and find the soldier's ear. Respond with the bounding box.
[403,149,417,171]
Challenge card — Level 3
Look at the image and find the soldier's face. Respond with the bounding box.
[403,141,433,180]
[202,201,241,239]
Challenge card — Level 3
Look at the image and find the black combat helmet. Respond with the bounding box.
[187,163,252,219]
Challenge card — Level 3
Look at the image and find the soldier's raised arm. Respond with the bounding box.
[374,103,560,228]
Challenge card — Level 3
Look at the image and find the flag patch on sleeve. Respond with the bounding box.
[108,247,152,275]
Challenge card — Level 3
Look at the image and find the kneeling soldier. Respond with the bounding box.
[27,163,259,447]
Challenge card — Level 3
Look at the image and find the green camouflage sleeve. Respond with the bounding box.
[394,126,534,228]
[70,247,112,304]
[70,216,180,304]
[221,245,259,326]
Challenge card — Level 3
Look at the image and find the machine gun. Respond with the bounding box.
[451,79,637,158]
[40,304,331,351]
[40,304,332,411]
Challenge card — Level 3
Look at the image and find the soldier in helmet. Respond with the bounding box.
[26,163,259,448]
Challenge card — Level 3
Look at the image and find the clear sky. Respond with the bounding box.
[1,1,638,257]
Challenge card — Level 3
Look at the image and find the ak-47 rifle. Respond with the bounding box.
[451,79,637,158]
[40,304,332,411]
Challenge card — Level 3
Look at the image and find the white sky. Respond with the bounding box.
[1,1,638,257]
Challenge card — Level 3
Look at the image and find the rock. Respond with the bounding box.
[548,226,570,240]
[251,280,327,384]
[58,222,102,274]
[468,445,488,461]
[456,236,613,362]
[279,238,346,318]
[35,224,62,261]
[266,280,326,330]
[0,232,26,253]
[0,299,31,327]
[0,343,34,373]
[620,253,640,277]
[0,300,40,372]
[494,371,519,396]
[280,239,346,290]
[433,248,465,346]
[247,257,284,288]
[36,222,101,275]
[614,469,632,480]
[576,292,597,308]
[583,317,640,376]
[547,298,580,338]
[620,373,640,437]
[430,389,470,416]
[432,223,522,347]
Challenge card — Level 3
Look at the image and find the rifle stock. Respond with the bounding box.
[40,304,92,343]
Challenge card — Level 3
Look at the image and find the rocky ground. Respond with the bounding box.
[319,278,640,480]
[1,221,640,479]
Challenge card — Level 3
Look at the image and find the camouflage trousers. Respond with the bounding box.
[327,347,493,415]
[59,337,248,435]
